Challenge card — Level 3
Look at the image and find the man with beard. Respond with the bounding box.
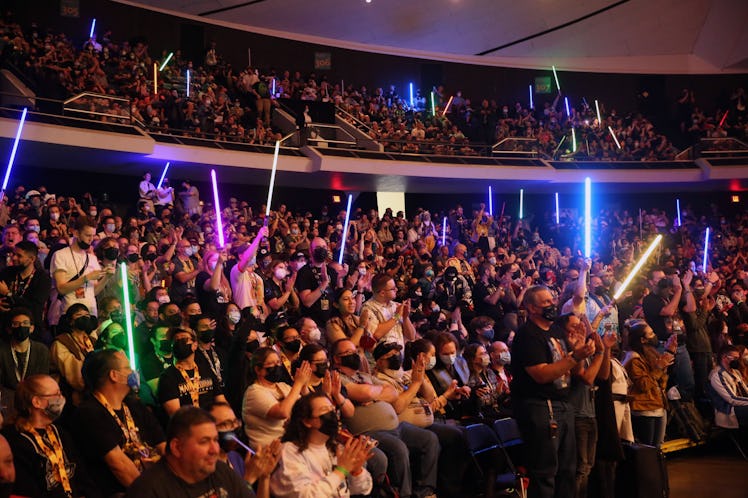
[511,286,595,498]
[0,242,50,335]
[295,237,338,326]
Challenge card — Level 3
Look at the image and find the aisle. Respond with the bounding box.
[666,446,747,498]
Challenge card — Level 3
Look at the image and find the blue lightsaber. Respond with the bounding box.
[89,19,96,39]
[1,107,27,201]
[488,186,493,216]
[702,227,710,273]
[409,83,414,108]
[529,85,534,109]
[519,189,524,220]
[186,70,191,97]
[157,162,170,189]
[338,194,353,264]
[584,177,591,258]
[565,97,570,117]
[442,216,447,246]
[555,192,560,224]
[676,199,681,227]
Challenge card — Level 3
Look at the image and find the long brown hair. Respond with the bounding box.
[282,391,336,454]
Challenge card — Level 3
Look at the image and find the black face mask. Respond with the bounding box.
[246,339,260,353]
[646,336,659,347]
[386,354,403,371]
[593,286,607,296]
[73,315,97,333]
[11,325,31,342]
[283,339,302,353]
[540,304,558,322]
[312,246,329,263]
[167,314,182,327]
[127,253,139,263]
[318,410,339,437]
[314,363,329,378]
[103,247,120,260]
[144,252,158,262]
[512,270,522,280]
[78,240,91,250]
[264,365,285,383]
[339,353,361,371]
[158,339,173,355]
[729,359,740,370]
[172,339,193,360]
[198,329,215,343]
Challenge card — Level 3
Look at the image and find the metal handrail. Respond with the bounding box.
[63,92,132,124]
[335,105,373,133]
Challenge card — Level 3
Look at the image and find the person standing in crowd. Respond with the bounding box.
[511,285,594,498]
[231,227,269,317]
[708,345,748,429]
[296,237,338,327]
[624,319,677,448]
[51,216,112,316]
[178,179,200,216]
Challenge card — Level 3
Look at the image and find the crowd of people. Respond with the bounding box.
[2,14,747,161]
[0,170,744,498]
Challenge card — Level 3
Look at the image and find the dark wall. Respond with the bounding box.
[9,0,746,120]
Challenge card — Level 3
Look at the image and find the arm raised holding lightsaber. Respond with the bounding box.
[237,226,269,274]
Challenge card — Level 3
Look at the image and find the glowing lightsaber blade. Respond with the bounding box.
[719,111,728,128]
[265,141,280,218]
[442,96,454,117]
[409,83,414,108]
[271,78,276,97]
[529,85,534,109]
[564,97,570,117]
[120,262,137,370]
[153,63,158,94]
[488,186,493,216]
[89,19,96,39]
[572,128,577,152]
[186,70,191,97]
[555,192,560,224]
[221,432,255,456]
[584,177,591,258]
[613,234,663,300]
[1,107,27,201]
[552,135,566,158]
[552,65,561,91]
[210,169,225,248]
[519,189,524,220]
[159,52,173,71]
[338,194,353,264]
[431,92,436,117]
[442,216,447,246]
[595,100,602,127]
[702,227,710,273]
[157,162,170,190]
[676,199,681,227]
[608,126,621,149]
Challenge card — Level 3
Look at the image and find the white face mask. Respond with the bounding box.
[498,351,511,365]
[274,268,288,280]
[439,353,456,366]
[358,267,367,276]
[227,310,241,324]
[308,327,321,342]
[426,356,437,370]
[157,295,170,304]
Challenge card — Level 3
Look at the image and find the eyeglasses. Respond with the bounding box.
[215,418,241,432]
[11,320,31,327]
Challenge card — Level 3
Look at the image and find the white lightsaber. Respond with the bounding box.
[338,194,353,264]
[488,186,493,216]
[555,192,560,225]
[613,235,663,300]
[519,189,524,220]
[584,177,591,258]
[265,141,280,219]
[552,65,561,91]
[595,100,602,128]
[442,216,447,246]
[157,162,170,190]
[608,126,621,149]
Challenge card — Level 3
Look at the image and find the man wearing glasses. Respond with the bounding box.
[361,273,416,348]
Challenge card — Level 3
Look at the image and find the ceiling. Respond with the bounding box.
[119,0,748,74]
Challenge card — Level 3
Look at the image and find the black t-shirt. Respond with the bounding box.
[195,271,229,319]
[642,293,669,340]
[158,361,223,409]
[126,459,253,498]
[72,395,166,497]
[2,424,101,498]
[473,280,503,322]
[294,263,337,326]
[510,320,570,401]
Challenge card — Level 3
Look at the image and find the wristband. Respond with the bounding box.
[351,468,364,476]
[334,465,351,478]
